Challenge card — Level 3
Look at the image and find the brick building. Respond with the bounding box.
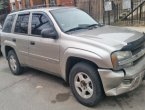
[9,0,74,11]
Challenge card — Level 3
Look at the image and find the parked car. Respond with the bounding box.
[1,7,145,107]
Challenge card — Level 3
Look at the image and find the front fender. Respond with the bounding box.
[60,48,112,80]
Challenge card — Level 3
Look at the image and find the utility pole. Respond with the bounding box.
[102,0,105,24]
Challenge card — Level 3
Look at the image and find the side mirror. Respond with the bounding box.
[41,28,58,39]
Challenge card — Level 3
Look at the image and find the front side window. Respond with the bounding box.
[31,13,52,36]
[3,14,15,33]
[15,14,29,34]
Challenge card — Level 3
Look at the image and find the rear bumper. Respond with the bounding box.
[98,56,145,96]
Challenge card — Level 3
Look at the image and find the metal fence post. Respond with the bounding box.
[139,3,142,20]
[116,4,119,22]
[102,0,105,24]
[108,11,110,25]
[131,0,133,24]
[74,0,76,6]
[89,0,91,15]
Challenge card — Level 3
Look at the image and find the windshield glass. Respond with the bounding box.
[50,8,98,32]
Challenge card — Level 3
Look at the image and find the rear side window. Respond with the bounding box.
[31,13,52,36]
[15,14,29,34]
[3,14,15,33]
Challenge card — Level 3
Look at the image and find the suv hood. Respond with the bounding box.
[72,26,144,50]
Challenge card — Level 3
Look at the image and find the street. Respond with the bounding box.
[0,55,145,110]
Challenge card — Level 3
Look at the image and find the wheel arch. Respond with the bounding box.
[61,48,104,84]
[2,40,17,59]
[5,46,16,59]
[65,56,99,84]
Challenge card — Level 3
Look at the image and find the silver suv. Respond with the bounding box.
[1,7,145,106]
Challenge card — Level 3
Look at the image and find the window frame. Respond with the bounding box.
[2,14,16,33]
[30,11,57,38]
[13,12,30,35]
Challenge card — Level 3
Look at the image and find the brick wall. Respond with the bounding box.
[9,0,74,11]
[57,0,74,6]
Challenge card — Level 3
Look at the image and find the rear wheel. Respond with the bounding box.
[7,50,23,75]
[69,62,104,107]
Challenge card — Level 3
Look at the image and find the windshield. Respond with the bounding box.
[50,8,98,32]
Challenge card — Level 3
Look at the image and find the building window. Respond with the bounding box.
[25,0,30,8]
[49,0,56,5]
[11,2,16,10]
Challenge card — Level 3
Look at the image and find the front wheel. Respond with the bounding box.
[7,50,23,75]
[69,62,104,107]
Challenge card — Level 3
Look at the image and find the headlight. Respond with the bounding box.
[111,51,133,70]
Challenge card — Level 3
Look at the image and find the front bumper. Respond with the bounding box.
[98,56,145,96]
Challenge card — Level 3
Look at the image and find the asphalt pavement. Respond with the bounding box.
[125,27,145,33]
[0,26,145,110]
[0,55,145,110]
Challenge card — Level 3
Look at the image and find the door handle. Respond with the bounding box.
[12,38,16,42]
[30,41,35,45]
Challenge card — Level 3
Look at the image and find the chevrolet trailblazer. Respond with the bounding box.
[1,7,145,106]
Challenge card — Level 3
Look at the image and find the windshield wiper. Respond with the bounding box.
[81,23,104,28]
[78,24,98,30]
[65,27,87,33]
[87,24,98,28]
[65,24,99,33]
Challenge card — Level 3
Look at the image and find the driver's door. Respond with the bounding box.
[28,12,60,75]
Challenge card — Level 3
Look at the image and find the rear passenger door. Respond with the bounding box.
[13,13,30,65]
[28,12,60,75]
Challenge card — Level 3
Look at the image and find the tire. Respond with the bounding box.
[7,50,23,75]
[69,62,104,107]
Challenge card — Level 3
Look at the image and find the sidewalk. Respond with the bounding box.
[124,26,145,33]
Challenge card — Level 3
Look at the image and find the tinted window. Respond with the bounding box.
[31,13,52,36]
[3,14,15,33]
[15,14,29,34]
